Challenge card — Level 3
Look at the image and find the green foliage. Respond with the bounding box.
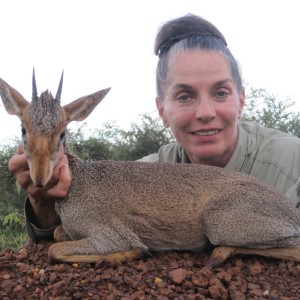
[243,87,300,137]
[0,228,28,250]
[68,113,175,161]
[1,209,22,226]
[0,140,28,250]
[112,113,175,161]
[67,122,116,160]
[0,142,27,214]
[0,209,27,250]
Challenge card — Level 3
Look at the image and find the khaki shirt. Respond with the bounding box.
[26,121,300,242]
[139,121,300,208]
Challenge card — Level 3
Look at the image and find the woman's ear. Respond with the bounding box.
[238,88,246,119]
[156,97,169,128]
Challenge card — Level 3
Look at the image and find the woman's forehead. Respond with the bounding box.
[168,50,231,83]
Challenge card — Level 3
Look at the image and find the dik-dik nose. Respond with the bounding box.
[31,174,50,189]
[30,159,53,189]
[35,181,45,189]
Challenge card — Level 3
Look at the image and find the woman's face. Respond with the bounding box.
[156,50,245,166]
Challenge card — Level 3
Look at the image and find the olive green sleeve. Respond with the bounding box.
[24,196,59,243]
[227,122,300,208]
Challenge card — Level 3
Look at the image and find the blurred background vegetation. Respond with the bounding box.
[1,87,300,251]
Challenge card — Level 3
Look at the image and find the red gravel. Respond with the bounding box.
[1,239,300,299]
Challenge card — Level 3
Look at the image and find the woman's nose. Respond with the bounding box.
[194,96,216,121]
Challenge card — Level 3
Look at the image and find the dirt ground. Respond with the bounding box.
[1,239,300,299]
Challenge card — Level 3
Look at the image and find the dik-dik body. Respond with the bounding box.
[1,72,300,266]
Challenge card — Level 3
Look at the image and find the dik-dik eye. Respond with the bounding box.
[21,126,26,136]
[56,131,66,152]
[59,131,66,141]
[21,126,27,147]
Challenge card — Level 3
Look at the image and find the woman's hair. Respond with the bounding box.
[154,14,243,98]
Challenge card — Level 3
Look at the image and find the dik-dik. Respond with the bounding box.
[1,71,300,267]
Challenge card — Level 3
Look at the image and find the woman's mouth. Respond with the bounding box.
[193,129,221,136]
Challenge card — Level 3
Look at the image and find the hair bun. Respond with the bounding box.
[155,13,227,58]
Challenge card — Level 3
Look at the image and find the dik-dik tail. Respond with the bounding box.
[0,69,110,188]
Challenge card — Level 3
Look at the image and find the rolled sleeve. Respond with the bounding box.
[24,196,59,243]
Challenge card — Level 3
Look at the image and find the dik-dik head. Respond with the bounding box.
[0,70,110,188]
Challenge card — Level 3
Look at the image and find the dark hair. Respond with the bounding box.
[154,14,242,98]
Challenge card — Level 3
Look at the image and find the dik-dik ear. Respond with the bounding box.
[63,87,111,123]
[0,78,30,117]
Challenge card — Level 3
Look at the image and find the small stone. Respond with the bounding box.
[168,268,187,284]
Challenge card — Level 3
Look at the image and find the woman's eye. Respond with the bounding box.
[176,93,193,103]
[215,90,229,98]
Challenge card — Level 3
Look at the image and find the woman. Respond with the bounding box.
[8,14,300,242]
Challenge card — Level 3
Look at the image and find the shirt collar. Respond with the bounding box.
[225,121,253,171]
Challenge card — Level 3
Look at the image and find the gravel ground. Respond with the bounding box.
[1,239,300,299]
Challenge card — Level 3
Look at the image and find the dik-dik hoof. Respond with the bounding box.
[206,246,234,268]
[54,225,72,242]
[206,257,224,269]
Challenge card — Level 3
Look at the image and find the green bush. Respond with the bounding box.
[0,140,28,250]
[0,209,28,250]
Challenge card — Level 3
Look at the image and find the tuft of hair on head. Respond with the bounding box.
[154,13,227,58]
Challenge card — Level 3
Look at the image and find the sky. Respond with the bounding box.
[1,0,300,147]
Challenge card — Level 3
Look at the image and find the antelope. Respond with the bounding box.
[1,71,300,267]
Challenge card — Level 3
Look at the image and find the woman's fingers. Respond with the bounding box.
[8,143,71,199]
[46,163,72,198]
[8,144,28,173]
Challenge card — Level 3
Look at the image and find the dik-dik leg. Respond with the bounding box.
[202,193,300,266]
[48,238,144,264]
[208,245,300,267]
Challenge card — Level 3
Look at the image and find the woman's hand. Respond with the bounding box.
[8,144,72,228]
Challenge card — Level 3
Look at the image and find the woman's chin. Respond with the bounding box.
[187,147,227,165]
